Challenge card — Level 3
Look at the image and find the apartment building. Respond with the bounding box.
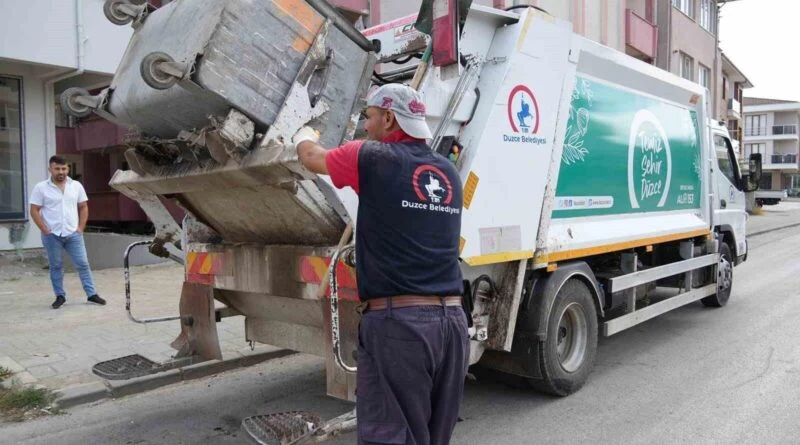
[377,1,745,119]
[0,0,133,251]
[721,53,752,151]
[0,0,375,252]
[743,98,800,193]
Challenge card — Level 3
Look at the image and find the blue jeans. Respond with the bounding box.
[41,232,97,299]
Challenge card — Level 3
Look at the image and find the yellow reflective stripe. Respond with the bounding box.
[463,250,534,266]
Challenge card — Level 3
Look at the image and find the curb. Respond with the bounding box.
[54,348,295,410]
[748,221,800,238]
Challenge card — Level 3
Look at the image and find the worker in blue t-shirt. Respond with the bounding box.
[293,83,468,445]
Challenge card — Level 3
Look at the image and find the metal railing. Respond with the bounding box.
[745,125,798,137]
[770,154,798,164]
[773,125,798,135]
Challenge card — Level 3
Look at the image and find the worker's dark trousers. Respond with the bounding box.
[356,304,470,445]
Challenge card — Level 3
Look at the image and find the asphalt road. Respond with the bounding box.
[2,226,799,445]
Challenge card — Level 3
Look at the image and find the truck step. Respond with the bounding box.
[92,354,200,380]
[92,354,162,380]
[241,411,324,445]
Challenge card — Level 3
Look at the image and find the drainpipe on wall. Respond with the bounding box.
[712,1,721,121]
[42,0,85,169]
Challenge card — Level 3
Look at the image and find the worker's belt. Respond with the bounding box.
[363,295,462,312]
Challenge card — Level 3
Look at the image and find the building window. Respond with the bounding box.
[699,64,711,90]
[745,114,767,136]
[673,0,695,19]
[744,143,765,157]
[699,0,714,32]
[0,76,25,221]
[679,52,694,81]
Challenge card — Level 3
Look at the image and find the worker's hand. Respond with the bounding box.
[292,126,320,147]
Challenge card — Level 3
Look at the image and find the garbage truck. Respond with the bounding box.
[60,0,763,442]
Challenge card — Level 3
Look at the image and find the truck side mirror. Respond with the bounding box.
[746,153,763,192]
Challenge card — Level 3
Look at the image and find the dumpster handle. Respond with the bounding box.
[306,0,376,52]
[124,240,182,324]
[329,243,357,373]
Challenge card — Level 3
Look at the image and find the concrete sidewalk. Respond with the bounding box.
[0,260,281,407]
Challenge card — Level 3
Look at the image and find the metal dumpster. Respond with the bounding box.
[62,0,376,157]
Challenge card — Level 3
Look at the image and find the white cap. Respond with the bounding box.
[366,84,433,140]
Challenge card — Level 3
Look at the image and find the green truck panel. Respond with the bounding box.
[553,76,703,219]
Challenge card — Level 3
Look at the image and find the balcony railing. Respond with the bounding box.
[772,125,798,136]
[745,125,799,137]
[727,98,741,120]
[56,127,77,154]
[770,154,798,164]
[625,9,657,61]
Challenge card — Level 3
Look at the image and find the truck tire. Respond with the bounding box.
[529,279,598,396]
[702,242,733,308]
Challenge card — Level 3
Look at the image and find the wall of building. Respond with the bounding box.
[0,61,52,251]
[0,0,132,72]
[81,0,135,74]
[773,111,799,127]
[669,8,718,110]
[377,0,626,53]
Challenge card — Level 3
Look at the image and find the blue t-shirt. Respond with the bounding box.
[326,135,463,301]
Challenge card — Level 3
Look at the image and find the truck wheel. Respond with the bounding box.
[529,279,598,396]
[59,87,94,118]
[103,0,135,26]
[702,242,733,308]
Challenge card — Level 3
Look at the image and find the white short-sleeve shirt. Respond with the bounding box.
[29,177,88,236]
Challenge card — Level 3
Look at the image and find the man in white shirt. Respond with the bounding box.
[29,156,105,309]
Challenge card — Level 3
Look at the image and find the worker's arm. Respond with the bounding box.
[29,205,51,235]
[293,126,362,193]
[296,140,329,175]
[293,127,327,174]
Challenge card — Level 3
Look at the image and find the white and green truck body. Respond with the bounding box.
[68,2,764,414]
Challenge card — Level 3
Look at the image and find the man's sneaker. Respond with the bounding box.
[87,295,106,306]
[52,296,66,309]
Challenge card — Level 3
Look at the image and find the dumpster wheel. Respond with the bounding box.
[103,0,136,26]
[140,52,183,90]
[60,87,95,118]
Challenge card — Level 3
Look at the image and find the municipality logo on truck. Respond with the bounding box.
[503,85,547,145]
[628,110,672,209]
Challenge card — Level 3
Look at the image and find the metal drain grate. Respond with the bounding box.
[92,354,163,380]
[242,411,324,445]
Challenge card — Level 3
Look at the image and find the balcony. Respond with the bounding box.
[625,9,657,61]
[770,154,798,164]
[88,191,186,223]
[744,125,799,140]
[88,191,147,222]
[56,119,133,154]
[727,98,741,121]
[76,118,135,152]
[56,127,77,154]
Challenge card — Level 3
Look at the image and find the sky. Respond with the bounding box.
[719,0,800,101]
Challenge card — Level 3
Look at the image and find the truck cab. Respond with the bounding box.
[709,121,748,265]
[709,121,763,265]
